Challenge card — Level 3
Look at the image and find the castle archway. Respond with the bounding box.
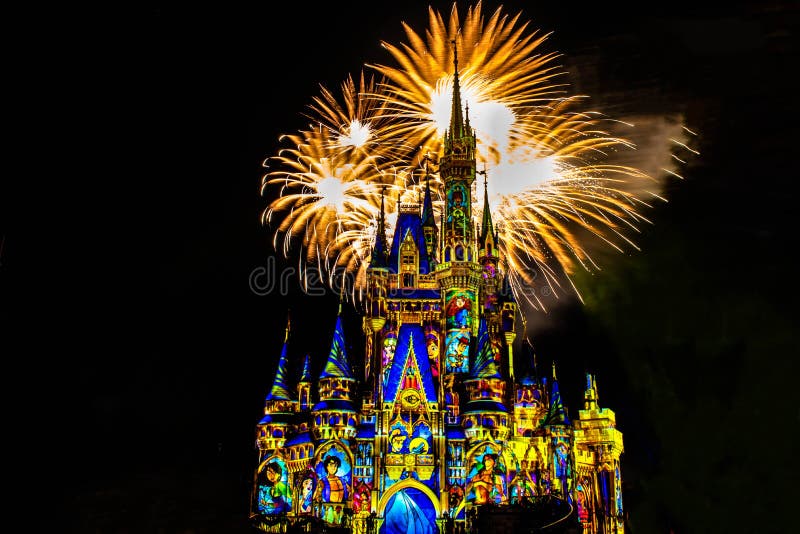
[378,481,440,534]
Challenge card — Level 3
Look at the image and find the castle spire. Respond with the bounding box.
[449,39,464,137]
[370,186,389,269]
[299,352,312,383]
[584,372,598,410]
[544,361,570,426]
[479,169,496,245]
[320,310,354,379]
[421,166,435,226]
[266,313,292,401]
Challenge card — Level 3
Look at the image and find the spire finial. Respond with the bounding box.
[284,309,291,343]
[552,360,557,381]
[449,38,464,137]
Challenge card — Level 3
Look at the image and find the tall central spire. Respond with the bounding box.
[450,39,464,137]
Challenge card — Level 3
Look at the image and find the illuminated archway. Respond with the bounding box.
[378,480,440,534]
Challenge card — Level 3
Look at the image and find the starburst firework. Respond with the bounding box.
[261,1,691,310]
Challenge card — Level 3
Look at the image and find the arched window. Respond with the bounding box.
[399,232,418,287]
[445,247,451,262]
[455,245,464,261]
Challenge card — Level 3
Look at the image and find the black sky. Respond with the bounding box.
[6,1,798,532]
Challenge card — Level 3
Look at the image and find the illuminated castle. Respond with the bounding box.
[251,51,625,534]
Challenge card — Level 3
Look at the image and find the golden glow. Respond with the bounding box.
[262,1,692,309]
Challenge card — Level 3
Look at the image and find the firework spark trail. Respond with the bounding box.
[261,0,696,310]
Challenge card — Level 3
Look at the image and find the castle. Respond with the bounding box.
[251,52,625,534]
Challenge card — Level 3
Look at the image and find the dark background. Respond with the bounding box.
[5,1,797,532]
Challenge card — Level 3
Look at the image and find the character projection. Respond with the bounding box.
[257,457,292,515]
[297,470,316,515]
[574,479,591,524]
[466,446,507,505]
[353,480,372,514]
[425,325,440,379]
[314,447,351,525]
[444,289,473,373]
[382,329,398,386]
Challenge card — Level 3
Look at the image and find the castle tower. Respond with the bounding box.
[256,315,294,457]
[512,341,547,437]
[312,309,358,442]
[574,373,625,532]
[364,188,390,408]
[436,43,482,381]
[543,362,574,501]
[462,316,510,442]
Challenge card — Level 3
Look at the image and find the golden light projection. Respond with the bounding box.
[261,0,693,309]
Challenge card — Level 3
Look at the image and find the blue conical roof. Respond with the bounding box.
[544,362,570,426]
[470,316,502,379]
[266,321,292,401]
[299,352,312,382]
[320,315,354,379]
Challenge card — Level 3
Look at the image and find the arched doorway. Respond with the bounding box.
[379,486,438,534]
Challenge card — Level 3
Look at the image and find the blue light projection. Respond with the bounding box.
[380,488,437,534]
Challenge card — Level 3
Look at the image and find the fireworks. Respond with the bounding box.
[261,1,692,310]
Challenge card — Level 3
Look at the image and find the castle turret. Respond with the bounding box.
[573,373,625,532]
[312,307,358,441]
[256,315,294,456]
[462,316,509,441]
[513,340,547,437]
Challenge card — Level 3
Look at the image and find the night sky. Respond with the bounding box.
[6,1,798,532]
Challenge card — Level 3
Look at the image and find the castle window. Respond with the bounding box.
[455,245,464,261]
[445,248,451,262]
[402,273,415,287]
[399,234,418,279]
